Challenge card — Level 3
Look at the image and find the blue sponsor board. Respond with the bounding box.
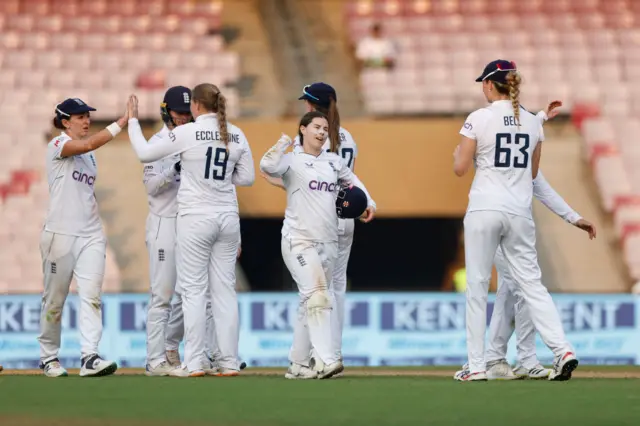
[0,293,638,368]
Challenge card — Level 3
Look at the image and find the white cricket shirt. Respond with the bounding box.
[460,100,544,219]
[44,132,103,237]
[128,114,255,216]
[260,138,374,243]
[143,125,180,217]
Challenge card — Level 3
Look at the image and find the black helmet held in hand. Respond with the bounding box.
[336,185,368,219]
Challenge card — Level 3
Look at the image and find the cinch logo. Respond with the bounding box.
[309,180,337,192]
[72,170,95,186]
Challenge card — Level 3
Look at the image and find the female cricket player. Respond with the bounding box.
[261,82,373,363]
[453,60,578,381]
[38,98,128,378]
[259,111,375,379]
[128,84,255,377]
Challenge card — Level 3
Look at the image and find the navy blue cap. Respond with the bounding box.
[55,98,96,117]
[475,60,517,84]
[163,86,192,113]
[336,185,368,219]
[298,82,337,109]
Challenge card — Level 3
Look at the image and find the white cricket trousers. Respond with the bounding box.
[38,230,106,362]
[165,289,221,360]
[178,212,240,373]
[486,247,540,369]
[330,218,355,359]
[463,210,573,374]
[283,236,339,367]
[145,214,179,368]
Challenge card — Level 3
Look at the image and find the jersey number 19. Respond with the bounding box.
[494,133,530,168]
[204,147,228,180]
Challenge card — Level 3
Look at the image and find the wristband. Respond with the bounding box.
[106,122,122,137]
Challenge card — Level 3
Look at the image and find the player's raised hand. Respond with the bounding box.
[574,218,596,240]
[545,100,563,120]
[360,206,375,223]
[116,100,130,128]
[128,94,139,120]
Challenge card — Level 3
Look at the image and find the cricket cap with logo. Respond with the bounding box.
[162,86,192,113]
[55,98,96,118]
[475,59,517,84]
[298,82,337,109]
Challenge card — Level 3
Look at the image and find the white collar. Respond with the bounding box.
[195,113,217,122]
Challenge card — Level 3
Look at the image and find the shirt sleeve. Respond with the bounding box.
[128,118,187,163]
[459,109,487,140]
[533,171,581,224]
[50,137,70,160]
[259,137,293,177]
[232,131,256,187]
[337,159,376,210]
[143,161,178,197]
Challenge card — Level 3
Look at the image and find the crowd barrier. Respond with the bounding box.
[0,293,638,368]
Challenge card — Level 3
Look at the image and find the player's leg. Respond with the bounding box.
[164,291,183,366]
[145,216,178,375]
[512,292,552,379]
[172,214,216,377]
[73,234,117,377]
[282,237,340,379]
[500,215,577,381]
[331,219,354,360]
[208,212,241,375]
[458,210,503,381]
[485,247,519,380]
[204,294,222,362]
[38,231,74,377]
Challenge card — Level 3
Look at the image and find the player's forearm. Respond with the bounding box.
[259,139,290,177]
[128,118,173,163]
[144,167,177,196]
[533,173,581,224]
[349,173,377,211]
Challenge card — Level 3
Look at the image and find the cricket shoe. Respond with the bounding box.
[203,360,220,376]
[486,361,519,380]
[549,352,579,381]
[215,367,240,377]
[40,358,68,378]
[309,357,344,379]
[168,366,205,378]
[80,354,118,377]
[284,363,318,380]
[165,350,181,367]
[513,364,552,380]
[145,361,174,377]
[0,364,3,373]
[454,368,487,381]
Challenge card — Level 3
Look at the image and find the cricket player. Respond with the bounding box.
[261,82,372,363]
[453,60,577,381]
[38,98,128,378]
[259,111,375,380]
[128,83,254,377]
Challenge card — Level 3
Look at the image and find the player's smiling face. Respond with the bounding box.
[300,117,329,153]
[63,112,91,139]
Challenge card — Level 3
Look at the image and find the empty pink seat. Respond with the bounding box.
[6,51,35,69]
[50,33,79,50]
[63,51,93,70]
[22,33,50,50]
[36,15,63,32]
[95,53,123,71]
[80,34,107,50]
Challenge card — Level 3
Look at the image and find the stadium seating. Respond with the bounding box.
[0,0,238,293]
[346,0,640,115]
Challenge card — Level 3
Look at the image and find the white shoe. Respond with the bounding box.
[513,364,552,380]
[285,363,318,380]
[486,362,518,380]
[41,359,68,378]
[549,352,579,381]
[309,357,344,379]
[80,355,118,377]
[165,350,181,367]
[145,361,174,377]
[168,366,205,377]
[454,368,487,381]
[203,359,219,376]
[215,367,240,377]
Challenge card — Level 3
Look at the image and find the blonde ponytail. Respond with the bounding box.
[216,93,229,150]
[505,71,522,126]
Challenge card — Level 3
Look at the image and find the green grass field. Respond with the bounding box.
[1,367,639,426]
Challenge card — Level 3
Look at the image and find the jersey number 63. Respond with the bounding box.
[494,133,530,169]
